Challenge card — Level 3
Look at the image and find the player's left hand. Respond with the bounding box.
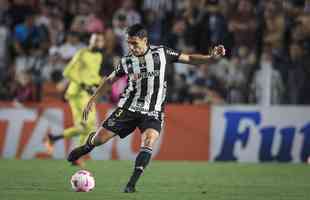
[211,45,226,58]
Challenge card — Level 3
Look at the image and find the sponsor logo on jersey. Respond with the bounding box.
[166,49,178,56]
[132,70,160,80]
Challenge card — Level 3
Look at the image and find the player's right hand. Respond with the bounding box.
[82,97,96,122]
[211,45,226,58]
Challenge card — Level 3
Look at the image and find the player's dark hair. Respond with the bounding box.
[127,24,148,38]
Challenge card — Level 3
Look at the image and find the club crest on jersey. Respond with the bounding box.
[152,53,160,65]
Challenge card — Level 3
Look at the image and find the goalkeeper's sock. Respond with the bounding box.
[127,147,152,187]
[47,133,64,143]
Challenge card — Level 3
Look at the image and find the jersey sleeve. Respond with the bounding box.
[114,61,126,77]
[164,46,181,63]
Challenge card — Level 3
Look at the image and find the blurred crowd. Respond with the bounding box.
[0,0,310,105]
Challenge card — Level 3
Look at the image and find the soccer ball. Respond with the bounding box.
[70,170,95,192]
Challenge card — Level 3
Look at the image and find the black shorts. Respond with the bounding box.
[102,107,163,139]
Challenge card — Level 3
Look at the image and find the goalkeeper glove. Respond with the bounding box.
[80,83,99,95]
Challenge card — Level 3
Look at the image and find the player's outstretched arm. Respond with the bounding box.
[82,71,117,121]
[178,45,226,65]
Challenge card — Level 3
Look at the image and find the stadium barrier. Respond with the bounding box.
[0,102,210,161]
[210,105,310,163]
[2,102,309,162]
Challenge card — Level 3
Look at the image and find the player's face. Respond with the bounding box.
[89,34,105,49]
[127,36,148,56]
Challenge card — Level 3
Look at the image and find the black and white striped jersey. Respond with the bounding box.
[114,45,180,116]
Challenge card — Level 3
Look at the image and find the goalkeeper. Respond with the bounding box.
[44,33,105,164]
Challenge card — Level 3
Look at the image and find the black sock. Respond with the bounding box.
[49,134,64,143]
[127,147,152,187]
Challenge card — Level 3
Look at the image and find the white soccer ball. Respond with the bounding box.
[70,170,95,192]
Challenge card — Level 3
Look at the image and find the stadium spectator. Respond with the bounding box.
[0,20,10,78]
[228,0,257,50]
[7,0,34,29]
[85,13,105,33]
[305,0,310,12]
[262,1,285,51]
[250,48,285,106]
[57,32,85,61]
[35,3,51,27]
[41,48,64,81]
[13,70,36,102]
[13,13,40,55]
[113,0,141,27]
[100,0,123,22]
[286,41,308,104]
[142,0,173,19]
[100,28,122,77]
[143,9,162,45]
[195,0,230,54]
[198,63,225,104]
[224,47,255,103]
[0,0,10,26]
[48,10,65,46]
[163,17,187,50]
[205,56,230,100]
[180,0,205,51]
[113,13,129,54]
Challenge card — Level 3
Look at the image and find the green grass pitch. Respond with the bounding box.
[0,159,309,200]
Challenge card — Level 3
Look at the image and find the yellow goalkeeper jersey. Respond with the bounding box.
[63,48,103,98]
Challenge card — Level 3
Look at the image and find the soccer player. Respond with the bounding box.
[44,33,105,165]
[67,24,226,192]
